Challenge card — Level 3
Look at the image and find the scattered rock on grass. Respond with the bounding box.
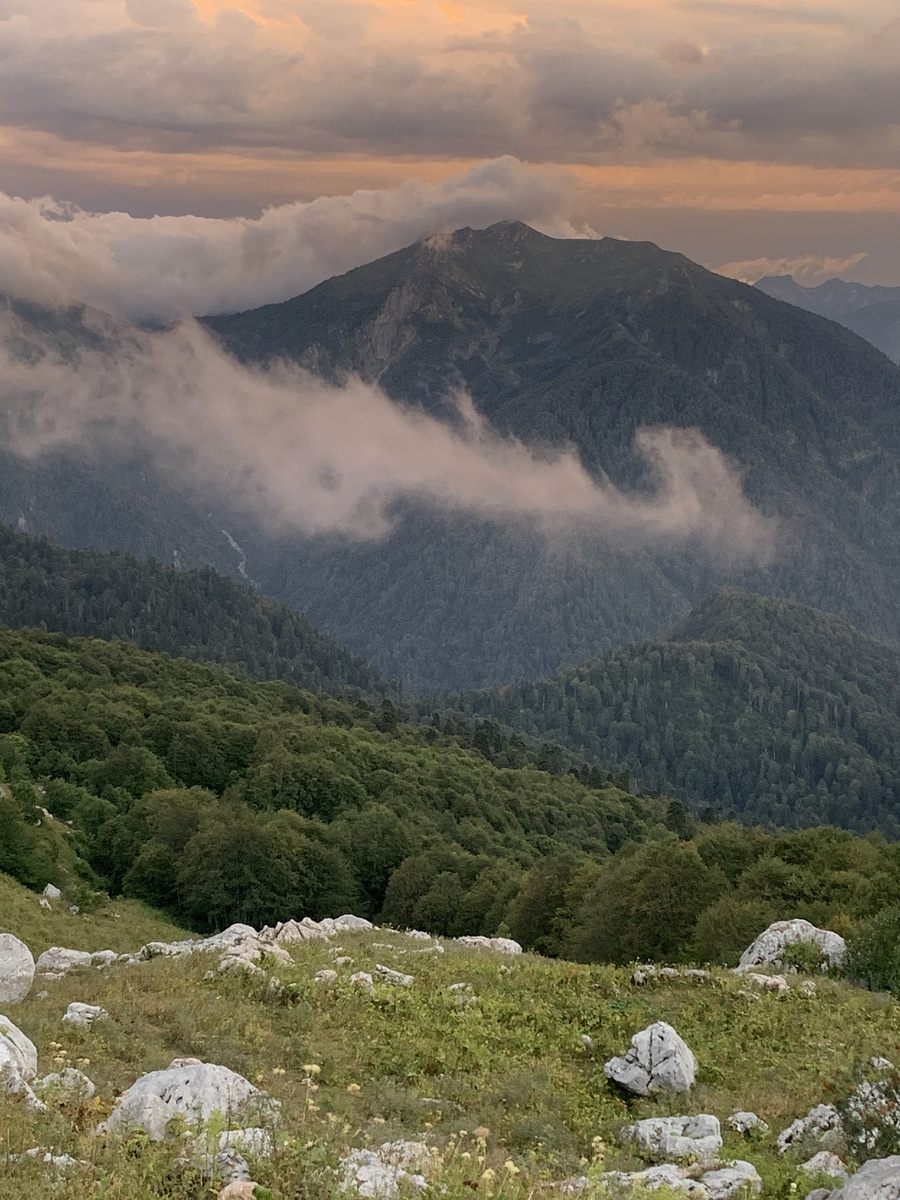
[340,1141,430,1199]
[351,972,375,997]
[42,884,62,900]
[0,934,35,1005]
[620,1114,722,1161]
[777,1105,844,1155]
[316,969,339,986]
[34,1067,96,1104]
[97,1057,279,1140]
[800,1152,849,1180]
[36,947,92,976]
[219,1183,262,1200]
[604,1021,697,1095]
[729,1112,769,1135]
[375,965,413,987]
[456,936,522,955]
[63,1002,108,1027]
[701,1161,763,1200]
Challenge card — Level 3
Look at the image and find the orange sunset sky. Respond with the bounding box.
[2,0,900,305]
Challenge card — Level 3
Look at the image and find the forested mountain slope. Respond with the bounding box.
[0,626,660,935]
[0,524,386,696]
[8,231,900,688]
[205,222,900,687]
[443,589,900,835]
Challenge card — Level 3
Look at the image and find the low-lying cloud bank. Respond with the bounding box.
[0,316,776,563]
[0,159,585,322]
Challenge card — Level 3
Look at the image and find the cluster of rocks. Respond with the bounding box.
[631,966,711,986]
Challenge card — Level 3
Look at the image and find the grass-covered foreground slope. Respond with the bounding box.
[0,523,387,697]
[2,922,898,1199]
[446,589,900,835]
[0,626,661,937]
[0,870,190,958]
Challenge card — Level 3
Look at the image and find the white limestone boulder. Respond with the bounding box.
[604,1021,697,1095]
[375,965,414,987]
[621,1114,722,1161]
[63,1002,108,1028]
[701,1162,763,1200]
[801,1152,849,1180]
[36,947,93,975]
[737,920,845,973]
[0,934,35,1005]
[827,1156,900,1200]
[42,884,62,901]
[340,1140,429,1198]
[456,935,523,955]
[35,1067,96,1104]
[778,1105,845,1155]
[729,1112,769,1135]
[0,1013,38,1080]
[96,1056,280,1140]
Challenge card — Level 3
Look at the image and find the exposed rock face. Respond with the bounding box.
[737,920,846,973]
[827,1155,900,1200]
[777,1105,845,1156]
[97,1057,280,1140]
[36,947,93,975]
[0,934,35,1004]
[455,936,523,955]
[340,1140,430,1198]
[604,1022,697,1095]
[621,1115,722,1161]
[63,1002,108,1027]
[0,1013,38,1080]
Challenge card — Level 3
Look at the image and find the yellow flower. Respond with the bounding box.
[504,1160,520,1176]
[481,1169,496,1183]
[302,1063,321,1075]
[372,1117,386,1125]
[461,1152,472,1161]
[272,1067,286,1076]
[347,1083,362,1094]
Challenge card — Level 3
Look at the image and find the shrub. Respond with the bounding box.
[846,906,900,994]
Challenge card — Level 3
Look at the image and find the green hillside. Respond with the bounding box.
[0,523,386,696]
[443,589,900,835]
[0,625,662,936]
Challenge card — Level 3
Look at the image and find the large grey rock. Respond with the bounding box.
[828,1156,900,1200]
[0,1013,38,1079]
[97,1057,279,1140]
[340,1141,429,1198]
[778,1105,844,1155]
[621,1114,722,1161]
[737,920,845,973]
[0,934,35,1005]
[42,884,62,901]
[36,947,93,975]
[604,1021,697,1095]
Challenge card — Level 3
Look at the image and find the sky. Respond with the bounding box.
[2,0,900,313]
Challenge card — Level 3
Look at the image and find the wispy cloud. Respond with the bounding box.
[714,251,868,281]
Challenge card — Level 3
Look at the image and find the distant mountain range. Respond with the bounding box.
[445,587,900,836]
[6,225,900,689]
[754,275,900,363]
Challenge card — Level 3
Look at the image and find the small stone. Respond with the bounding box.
[334,956,353,968]
[43,884,62,900]
[700,1162,762,1200]
[34,1068,96,1104]
[315,969,338,986]
[39,898,52,910]
[800,1152,848,1180]
[219,1184,262,1200]
[63,1002,108,1027]
[580,1035,594,1050]
[728,1112,769,1135]
[744,972,789,994]
[351,972,375,997]
[375,964,414,987]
